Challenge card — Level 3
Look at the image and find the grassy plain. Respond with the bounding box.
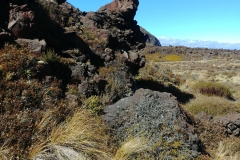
[141,50,240,159]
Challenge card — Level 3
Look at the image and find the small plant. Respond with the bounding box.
[84,96,102,115]
[67,84,78,95]
[41,49,60,64]
[192,81,233,100]
[184,95,240,117]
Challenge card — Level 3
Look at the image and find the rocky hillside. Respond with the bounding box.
[0,0,208,159]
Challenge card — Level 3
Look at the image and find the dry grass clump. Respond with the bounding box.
[185,95,240,117]
[30,109,113,160]
[0,145,10,160]
[114,137,149,160]
[214,141,239,160]
[214,137,240,159]
[192,81,233,100]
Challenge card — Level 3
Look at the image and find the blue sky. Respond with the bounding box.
[67,0,240,49]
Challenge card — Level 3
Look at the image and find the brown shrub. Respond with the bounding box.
[192,81,233,100]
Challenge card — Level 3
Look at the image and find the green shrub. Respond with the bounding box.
[192,81,233,100]
[41,49,60,64]
[84,96,102,115]
[184,95,240,117]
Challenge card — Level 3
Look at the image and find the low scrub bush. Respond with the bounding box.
[84,95,102,115]
[192,81,233,100]
[0,45,73,159]
[185,95,240,117]
[41,49,60,64]
[136,62,185,85]
[98,60,133,105]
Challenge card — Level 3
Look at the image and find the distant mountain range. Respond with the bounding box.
[158,37,240,50]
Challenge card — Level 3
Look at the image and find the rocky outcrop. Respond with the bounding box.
[213,113,240,137]
[103,89,200,159]
[0,0,157,102]
[140,27,161,46]
[98,0,139,20]
[8,4,35,38]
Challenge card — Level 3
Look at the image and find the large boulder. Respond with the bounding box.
[103,89,200,159]
[15,38,46,53]
[98,0,139,20]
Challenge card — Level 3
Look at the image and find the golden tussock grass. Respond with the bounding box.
[114,136,149,160]
[0,147,10,160]
[214,141,239,160]
[29,109,113,160]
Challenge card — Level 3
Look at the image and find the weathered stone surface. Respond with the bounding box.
[15,38,46,53]
[103,89,200,159]
[8,4,35,38]
[213,113,240,137]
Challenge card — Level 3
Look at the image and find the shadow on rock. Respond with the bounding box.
[136,79,194,103]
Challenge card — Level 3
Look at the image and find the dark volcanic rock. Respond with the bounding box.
[103,89,200,159]
[98,0,139,20]
[8,4,35,38]
[213,113,240,137]
[140,27,161,46]
[56,0,66,4]
[0,0,9,29]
